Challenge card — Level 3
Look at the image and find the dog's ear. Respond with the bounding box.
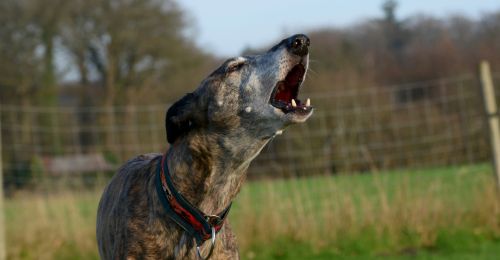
[165,93,198,144]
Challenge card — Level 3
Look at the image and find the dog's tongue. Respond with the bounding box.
[274,82,293,103]
[274,64,305,103]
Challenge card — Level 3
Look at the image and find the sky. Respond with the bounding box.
[178,0,500,57]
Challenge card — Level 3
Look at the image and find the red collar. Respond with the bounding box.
[155,152,232,246]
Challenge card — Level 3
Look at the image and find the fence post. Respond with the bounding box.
[479,61,500,192]
[0,106,5,260]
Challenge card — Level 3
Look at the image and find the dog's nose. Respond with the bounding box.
[287,34,310,57]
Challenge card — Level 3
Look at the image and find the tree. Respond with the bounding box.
[0,0,42,105]
[60,0,213,152]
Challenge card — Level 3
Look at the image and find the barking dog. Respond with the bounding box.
[96,34,313,259]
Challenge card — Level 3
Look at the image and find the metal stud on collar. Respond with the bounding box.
[196,227,216,260]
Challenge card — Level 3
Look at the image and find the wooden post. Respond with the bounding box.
[479,61,500,191]
[0,106,5,260]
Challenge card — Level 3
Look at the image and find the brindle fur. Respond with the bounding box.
[97,34,312,259]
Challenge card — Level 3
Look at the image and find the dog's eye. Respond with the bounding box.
[227,61,246,73]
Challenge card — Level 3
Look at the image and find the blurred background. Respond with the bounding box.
[1,0,500,259]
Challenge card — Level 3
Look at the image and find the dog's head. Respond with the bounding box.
[166,34,313,144]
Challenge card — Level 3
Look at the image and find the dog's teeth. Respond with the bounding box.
[291,99,297,107]
[306,98,311,107]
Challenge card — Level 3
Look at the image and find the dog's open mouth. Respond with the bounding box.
[270,64,312,115]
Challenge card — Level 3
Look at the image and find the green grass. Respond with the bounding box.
[241,237,500,260]
[4,164,500,259]
[232,164,500,259]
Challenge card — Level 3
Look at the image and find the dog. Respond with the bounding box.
[96,34,313,259]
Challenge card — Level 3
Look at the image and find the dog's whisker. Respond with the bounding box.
[307,67,319,78]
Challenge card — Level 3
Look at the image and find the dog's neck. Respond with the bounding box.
[165,131,269,214]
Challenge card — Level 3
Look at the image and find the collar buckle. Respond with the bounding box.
[206,215,222,226]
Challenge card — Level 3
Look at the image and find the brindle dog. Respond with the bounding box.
[96,34,313,259]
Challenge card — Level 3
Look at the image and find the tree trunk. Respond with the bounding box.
[103,52,118,157]
[40,30,62,155]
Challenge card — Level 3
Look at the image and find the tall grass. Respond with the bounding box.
[5,190,100,260]
[233,165,500,258]
[5,164,500,259]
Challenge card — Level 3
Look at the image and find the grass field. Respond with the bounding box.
[5,164,500,259]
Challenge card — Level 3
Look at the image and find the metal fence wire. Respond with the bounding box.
[0,74,493,191]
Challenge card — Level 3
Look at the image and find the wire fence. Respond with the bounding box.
[0,74,494,192]
[255,74,492,179]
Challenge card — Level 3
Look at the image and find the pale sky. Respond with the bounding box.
[179,0,500,57]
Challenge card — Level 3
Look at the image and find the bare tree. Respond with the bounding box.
[60,0,211,152]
